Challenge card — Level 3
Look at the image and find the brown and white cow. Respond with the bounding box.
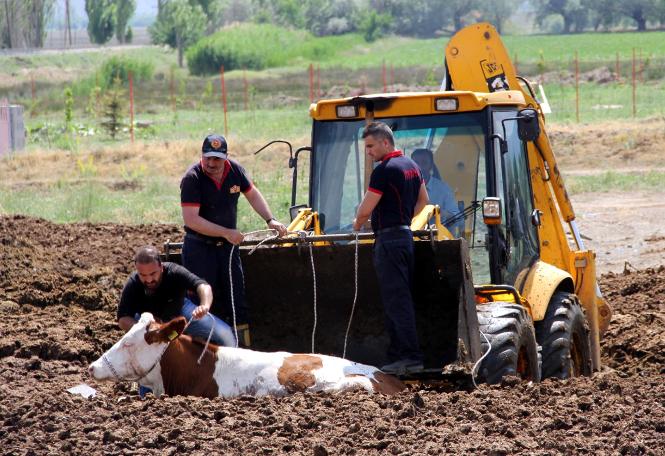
[88,313,406,398]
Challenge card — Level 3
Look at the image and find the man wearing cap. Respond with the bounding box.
[352,122,429,375]
[180,134,288,346]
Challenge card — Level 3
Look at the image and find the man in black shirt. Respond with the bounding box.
[117,246,235,347]
[353,122,429,374]
[180,134,287,346]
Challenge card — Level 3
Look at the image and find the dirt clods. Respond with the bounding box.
[0,215,663,454]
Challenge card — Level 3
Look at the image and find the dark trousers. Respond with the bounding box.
[373,230,422,362]
[182,234,248,325]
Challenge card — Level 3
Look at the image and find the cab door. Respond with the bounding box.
[491,110,540,285]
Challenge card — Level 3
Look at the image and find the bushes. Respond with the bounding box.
[186,23,350,75]
[99,56,154,87]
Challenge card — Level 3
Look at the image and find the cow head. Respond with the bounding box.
[88,313,186,382]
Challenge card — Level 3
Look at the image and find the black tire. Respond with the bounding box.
[476,302,541,384]
[535,291,592,379]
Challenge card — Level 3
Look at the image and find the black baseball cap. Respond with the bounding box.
[202,134,228,159]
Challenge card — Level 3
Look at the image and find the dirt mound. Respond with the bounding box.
[0,216,663,454]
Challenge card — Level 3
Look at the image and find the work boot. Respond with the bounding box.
[380,359,424,375]
[236,323,251,348]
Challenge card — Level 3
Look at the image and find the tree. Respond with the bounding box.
[615,0,659,31]
[85,0,117,45]
[533,0,587,33]
[479,0,519,34]
[149,0,206,68]
[1,0,54,49]
[115,0,136,44]
[443,0,479,33]
[584,0,619,31]
[303,0,360,36]
[357,8,392,41]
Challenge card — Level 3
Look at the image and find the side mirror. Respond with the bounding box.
[517,108,540,142]
[482,197,502,225]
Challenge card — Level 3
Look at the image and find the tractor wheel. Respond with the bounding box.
[535,292,592,379]
[476,302,541,384]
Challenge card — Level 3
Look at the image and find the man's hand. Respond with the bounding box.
[191,304,210,320]
[268,219,288,237]
[225,229,244,245]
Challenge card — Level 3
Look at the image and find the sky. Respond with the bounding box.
[50,0,158,29]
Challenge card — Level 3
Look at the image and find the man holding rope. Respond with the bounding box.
[180,134,288,347]
[353,122,429,375]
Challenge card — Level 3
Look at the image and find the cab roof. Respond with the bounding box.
[309,90,527,121]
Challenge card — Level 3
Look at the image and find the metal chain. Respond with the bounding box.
[342,232,360,359]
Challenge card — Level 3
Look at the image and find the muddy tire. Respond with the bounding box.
[476,302,541,384]
[535,292,592,379]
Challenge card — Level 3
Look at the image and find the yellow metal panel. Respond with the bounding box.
[520,260,573,321]
[569,250,608,371]
[309,91,525,121]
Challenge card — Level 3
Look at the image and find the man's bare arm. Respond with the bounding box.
[353,191,382,231]
[414,183,430,217]
[181,206,244,244]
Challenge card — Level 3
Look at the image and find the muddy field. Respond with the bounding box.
[0,215,663,455]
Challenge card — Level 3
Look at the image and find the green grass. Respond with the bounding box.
[566,170,665,193]
[1,167,653,227]
[186,23,361,74]
[0,46,178,78]
[543,80,665,123]
[23,106,312,151]
[0,168,301,230]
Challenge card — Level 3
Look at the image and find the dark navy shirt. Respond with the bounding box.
[368,150,424,232]
[180,160,252,238]
[117,262,206,322]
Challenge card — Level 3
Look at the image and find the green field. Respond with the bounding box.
[2,27,665,226]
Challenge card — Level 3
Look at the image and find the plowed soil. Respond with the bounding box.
[0,215,663,455]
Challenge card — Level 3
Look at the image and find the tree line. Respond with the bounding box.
[2,0,665,50]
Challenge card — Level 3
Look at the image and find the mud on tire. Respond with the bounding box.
[476,302,541,384]
[536,291,592,379]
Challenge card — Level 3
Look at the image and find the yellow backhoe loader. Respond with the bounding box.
[165,23,611,384]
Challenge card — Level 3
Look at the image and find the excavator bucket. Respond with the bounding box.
[240,238,481,372]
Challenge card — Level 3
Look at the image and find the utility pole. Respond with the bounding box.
[65,0,72,47]
[4,0,13,49]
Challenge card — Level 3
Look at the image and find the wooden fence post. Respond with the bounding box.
[575,51,579,123]
[632,48,637,118]
[309,64,314,103]
[220,66,228,136]
[243,70,249,111]
[129,71,134,143]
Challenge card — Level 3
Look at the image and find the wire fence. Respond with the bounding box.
[5,51,665,146]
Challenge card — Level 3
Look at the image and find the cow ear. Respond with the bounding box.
[144,317,187,344]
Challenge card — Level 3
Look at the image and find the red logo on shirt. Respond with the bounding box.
[229,185,240,193]
[403,169,420,180]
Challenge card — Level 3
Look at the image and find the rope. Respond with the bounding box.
[196,313,215,365]
[228,244,239,348]
[246,229,279,256]
[308,239,318,353]
[342,232,360,359]
[471,329,492,388]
